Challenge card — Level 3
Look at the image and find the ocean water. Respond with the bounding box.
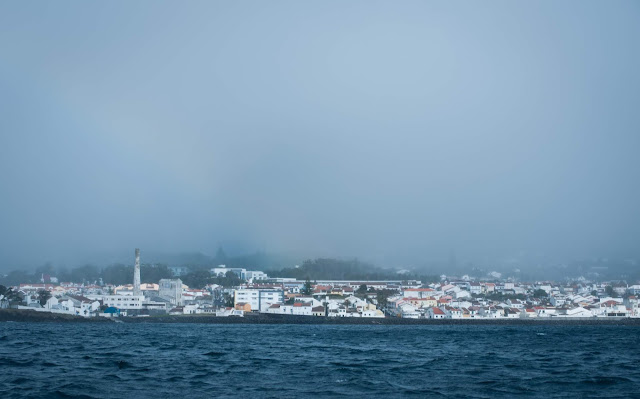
[0,323,639,398]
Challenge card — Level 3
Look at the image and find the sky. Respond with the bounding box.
[0,1,639,271]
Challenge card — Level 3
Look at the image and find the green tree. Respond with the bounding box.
[356,284,368,297]
[605,285,614,296]
[217,271,242,288]
[590,290,597,296]
[70,264,100,284]
[223,292,234,307]
[3,287,22,304]
[532,289,547,298]
[141,264,173,283]
[182,270,213,289]
[37,290,52,306]
[101,264,132,285]
[376,289,393,309]
[301,278,313,295]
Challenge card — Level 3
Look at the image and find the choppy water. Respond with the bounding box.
[0,322,639,398]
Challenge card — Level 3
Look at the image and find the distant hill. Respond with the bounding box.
[272,258,407,281]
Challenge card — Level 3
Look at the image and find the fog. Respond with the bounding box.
[1,1,639,271]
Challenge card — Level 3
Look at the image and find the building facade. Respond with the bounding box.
[234,289,284,312]
[159,279,183,306]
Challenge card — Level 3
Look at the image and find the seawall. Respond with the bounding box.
[0,309,111,323]
[2,309,639,325]
[119,313,640,326]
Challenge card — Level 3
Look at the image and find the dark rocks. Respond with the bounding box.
[0,309,111,323]
[119,313,640,326]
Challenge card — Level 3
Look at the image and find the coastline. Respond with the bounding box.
[2,309,639,325]
[0,309,111,323]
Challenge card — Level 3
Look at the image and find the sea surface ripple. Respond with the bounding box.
[0,323,639,398]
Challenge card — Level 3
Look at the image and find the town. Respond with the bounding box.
[1,249,639,321]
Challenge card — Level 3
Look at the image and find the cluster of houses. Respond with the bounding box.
[385,280,640,319]
[243,287,385,318]
[2,267,640,320]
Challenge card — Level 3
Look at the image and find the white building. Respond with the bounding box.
[234,288,284,312]
[211,266,246,278]
[87,294,144,310]
[561,307,593,318]
[550,295,567,307]
[469,283,482,295]
[245,270,269,282]
[211,266,268,282]
[427,307,446,319]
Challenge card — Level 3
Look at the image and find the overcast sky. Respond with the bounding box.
[1,1,639,270]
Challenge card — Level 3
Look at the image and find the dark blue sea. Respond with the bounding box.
[1,322,639,398]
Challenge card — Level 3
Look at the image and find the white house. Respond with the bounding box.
[561,307,592,318]
[427,307,446,319]
[442,306,463,319]
[469,283,482,295]
[535,307,556,317]
[361,309,385,318]
[398,303,420,318]
[550,295,567,307]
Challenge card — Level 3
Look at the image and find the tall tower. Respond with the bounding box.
[133,248,141,296]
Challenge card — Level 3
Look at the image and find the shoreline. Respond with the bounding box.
[2,309,640,325]
[0,309,112,323]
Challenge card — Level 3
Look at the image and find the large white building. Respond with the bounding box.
[244,270,268,282]
[87,294,144,310]
[234,288,283,312]
[211,266,269,282]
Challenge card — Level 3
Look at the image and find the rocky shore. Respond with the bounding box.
[0,309,111,323]
[2,309,639,325]
[121,313,640,325]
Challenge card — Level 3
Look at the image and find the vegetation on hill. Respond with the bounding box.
[0,251,442,287]
[180,270,243,289]
[271,258,439,283]
[0,263,173,286]
[272,258,385,280]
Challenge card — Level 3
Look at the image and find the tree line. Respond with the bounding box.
[272,258,440,283]
[1,255,440,289]
[0,263,174,286]
[180,270,243,289]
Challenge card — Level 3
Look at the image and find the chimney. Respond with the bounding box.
[133,248,141,296]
